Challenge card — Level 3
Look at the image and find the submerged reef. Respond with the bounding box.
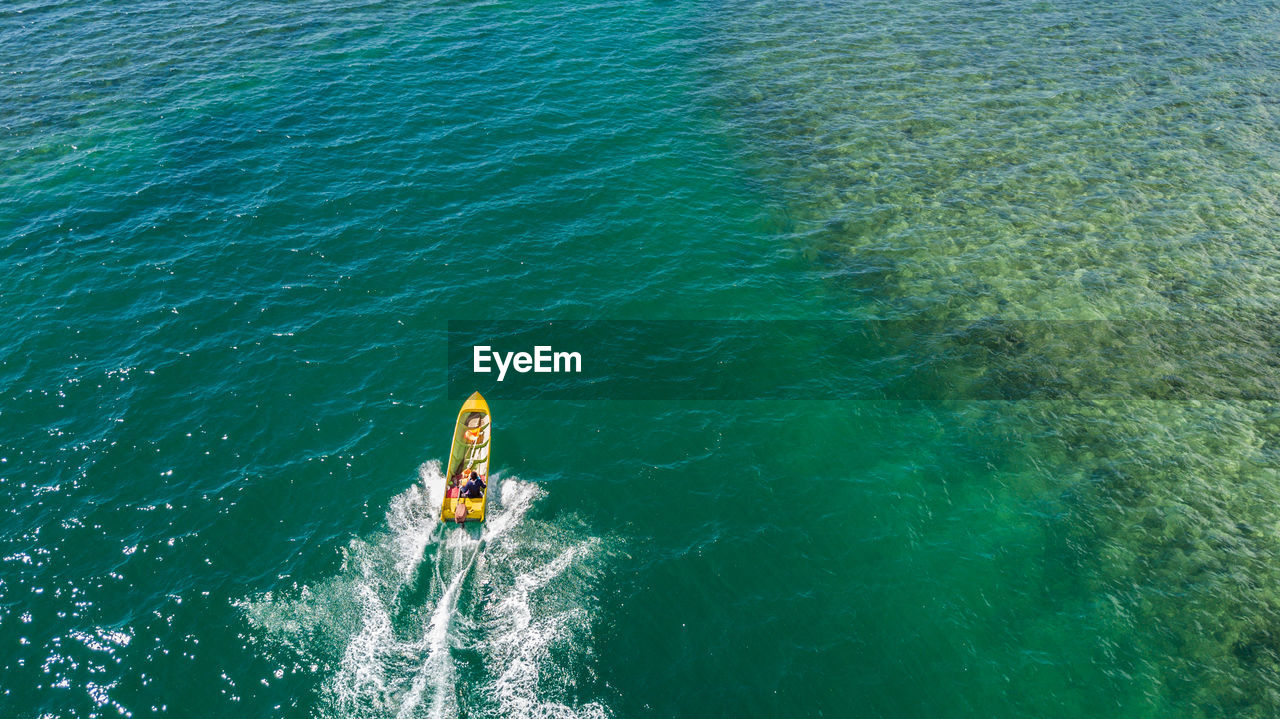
[708,0,1280,714]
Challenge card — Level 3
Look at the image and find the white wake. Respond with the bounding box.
[238,460,611,718]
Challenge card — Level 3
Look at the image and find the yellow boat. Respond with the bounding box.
[440,391,491,523]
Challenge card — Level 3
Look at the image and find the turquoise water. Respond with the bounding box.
[5,0,1280,717]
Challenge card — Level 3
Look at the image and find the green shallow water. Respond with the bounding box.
[4,0,1280,717]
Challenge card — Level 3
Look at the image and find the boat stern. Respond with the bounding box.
[441,496,486,523]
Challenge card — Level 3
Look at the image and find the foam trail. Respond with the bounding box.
[238,461,447,716]
[239,466,611,719]
[481,479,539,544]
[387,461,445,579]
[334,581,397,711]
[327,461,447,714]
[395,530,480,719]
[485,540,607,719]
[397,475,542,719]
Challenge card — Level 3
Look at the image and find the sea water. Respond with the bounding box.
[4,0,1280,716]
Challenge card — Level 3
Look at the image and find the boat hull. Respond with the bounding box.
[440,391,490,522]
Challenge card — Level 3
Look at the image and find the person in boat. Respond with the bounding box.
[460,470,486,498]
